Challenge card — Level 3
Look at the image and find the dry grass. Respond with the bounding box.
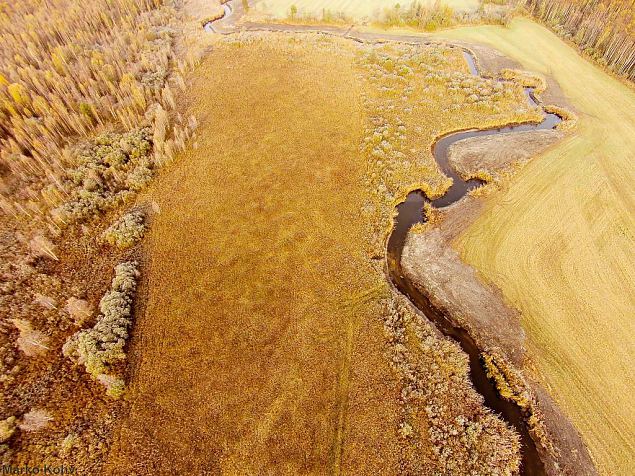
[106,34,388,473]
[438,17,635,475]
[103,31,541,473]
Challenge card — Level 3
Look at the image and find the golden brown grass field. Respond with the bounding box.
[3,0,633,472]
[104,33,539,473]
[105,36,390,473]
[438,17,635,476]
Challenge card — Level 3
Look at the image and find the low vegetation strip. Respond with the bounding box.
[63,261,140,398]
[439,17,635,475]
[252,0,480,23]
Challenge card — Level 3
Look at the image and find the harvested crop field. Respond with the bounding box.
[438,17,635,476]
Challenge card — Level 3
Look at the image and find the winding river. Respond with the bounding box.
[386,52,561,476]
[203,1,233,32]
[204,10,563,474]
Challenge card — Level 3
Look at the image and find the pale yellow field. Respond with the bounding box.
[253,0,479,20]
[438,18,635,476]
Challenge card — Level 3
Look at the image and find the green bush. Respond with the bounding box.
[52,128,153,224]
[101,209,145,249]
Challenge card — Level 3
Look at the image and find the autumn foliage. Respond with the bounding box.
[526,0,635,80]
[0,0,192,227]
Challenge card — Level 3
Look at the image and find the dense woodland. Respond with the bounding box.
[525,0,635,80]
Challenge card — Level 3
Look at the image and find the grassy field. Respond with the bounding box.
[104,36,391,473]
[438,17,635,476]
[103,32,539,473]
[252,0,480,20]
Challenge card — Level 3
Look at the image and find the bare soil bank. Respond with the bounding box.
[403,207,597,476]
[448,130,564,181]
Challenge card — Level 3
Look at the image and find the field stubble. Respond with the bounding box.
[439,17,635,476]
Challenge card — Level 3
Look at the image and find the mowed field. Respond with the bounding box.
[439,18,635,475]
[253,0,479,20]
[105,37,405,473]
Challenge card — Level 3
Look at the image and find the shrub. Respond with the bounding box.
[63,261,139,397]
[28,235,59,260]
[65,297,92,326]
[97,374,126,399]
[101,209,146,249]
[0,417,17,443]
[59,433,79,455]
[51,129,153,224]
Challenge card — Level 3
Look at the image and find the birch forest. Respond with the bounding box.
[526,0,635,80]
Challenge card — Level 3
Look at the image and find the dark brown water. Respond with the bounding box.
[386,51,562,476]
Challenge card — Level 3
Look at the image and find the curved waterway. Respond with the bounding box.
[387,51,561,476]
[203,1,233,32]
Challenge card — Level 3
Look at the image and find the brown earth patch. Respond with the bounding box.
[402,228,526,365]
[448,130,564,181]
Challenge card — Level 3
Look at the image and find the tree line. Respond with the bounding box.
[525,0,635,80]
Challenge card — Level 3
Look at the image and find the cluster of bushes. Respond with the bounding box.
[544,104,579,131]
[51,129,152,224]
[482,351,555,456]
[446,72,517,107]
[358,43,462,255]
[382,295,522,474]
[374,0,523,31]
[500,68,547,96]
[466,2,519,26]
[101,209,146,249]
[62,261,139,398]
[376,1,456,31]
